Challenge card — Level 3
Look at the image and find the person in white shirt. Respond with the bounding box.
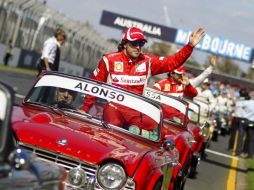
[194,79,215,117]
[213,89,232,135]
[194,78,217,143]
[228,89,248,152]
[236,91,254,158]
[37,28,66,76]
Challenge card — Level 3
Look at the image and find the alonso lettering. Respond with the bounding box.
[75,82,124,102]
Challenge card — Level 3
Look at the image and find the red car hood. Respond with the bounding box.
[12,106,154,176]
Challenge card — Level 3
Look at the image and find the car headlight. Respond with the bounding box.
[67,167,87,187]
[97,163,127,189]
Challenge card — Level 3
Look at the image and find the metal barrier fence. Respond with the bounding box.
[0,0,116,70]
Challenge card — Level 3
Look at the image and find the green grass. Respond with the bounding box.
[246,158,254,190]
[0,64,37,75]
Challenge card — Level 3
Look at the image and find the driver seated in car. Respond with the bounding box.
[54,88,77,109]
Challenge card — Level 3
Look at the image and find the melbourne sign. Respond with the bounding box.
[100,10,254,64]
[175,29,253,63]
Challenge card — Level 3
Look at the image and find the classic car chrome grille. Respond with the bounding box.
[18,142,135,190]
[18,142,97,189]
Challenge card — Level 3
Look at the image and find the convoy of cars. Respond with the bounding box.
[3,71,212,190]
[11,73,182,190]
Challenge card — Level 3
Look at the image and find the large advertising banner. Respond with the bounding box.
[100,10,254,64]
[100,10,177,44]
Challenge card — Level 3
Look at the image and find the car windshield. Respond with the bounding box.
[144,88,187,127]
[184,99,200,123]
[23,73,162,142]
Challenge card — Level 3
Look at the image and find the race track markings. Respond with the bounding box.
[204,136,239,190]
[227,131,239,190]
[205,149,239,160]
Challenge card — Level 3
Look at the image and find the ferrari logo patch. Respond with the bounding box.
[114,62,123,72]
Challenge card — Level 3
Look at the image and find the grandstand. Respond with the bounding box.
[0,0,116,72]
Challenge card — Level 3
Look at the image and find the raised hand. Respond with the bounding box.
[188,27,205,47]
[180,73,190,86]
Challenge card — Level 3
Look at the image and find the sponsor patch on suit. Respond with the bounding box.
[114,62,123,72]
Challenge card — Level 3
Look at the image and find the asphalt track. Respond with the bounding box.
[0,69,245,190]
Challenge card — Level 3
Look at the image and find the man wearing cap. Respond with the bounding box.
[82,27,204,109]
[81,27,204,129]
[153,66,198,98]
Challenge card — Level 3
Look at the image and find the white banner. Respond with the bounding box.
[35,75,160,123]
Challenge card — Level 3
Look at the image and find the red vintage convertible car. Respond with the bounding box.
[144,88,196,190]
[11,72,180,190]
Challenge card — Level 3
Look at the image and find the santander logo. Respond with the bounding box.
[113,77,119,82]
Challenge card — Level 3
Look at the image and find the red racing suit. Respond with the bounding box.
[153,77,197,123]
[82,44,194,112]
[153,78,198,98]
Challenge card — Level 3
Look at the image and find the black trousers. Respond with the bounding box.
[236,118,247,155]
[37,60,58,77]
[228,117,246,151]
[246,121,254,157]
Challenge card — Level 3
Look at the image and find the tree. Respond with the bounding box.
[204,56,244,77]
[185,59,200,68]
[246,68,254,81]
[150,42,172,56]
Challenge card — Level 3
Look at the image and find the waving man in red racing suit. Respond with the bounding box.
[152,66,198,123]
[81,27,205,130]
[153,66,198,98]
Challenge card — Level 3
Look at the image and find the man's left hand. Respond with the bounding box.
[188,27,205,47]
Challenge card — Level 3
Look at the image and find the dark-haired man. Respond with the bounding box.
[82,26,204,129]
[82,26,204,112]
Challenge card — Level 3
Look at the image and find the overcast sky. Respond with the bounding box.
[46,0,254,71]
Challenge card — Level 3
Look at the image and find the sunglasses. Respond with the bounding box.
[128,40,146,47]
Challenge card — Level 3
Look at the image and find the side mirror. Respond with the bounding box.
[0,81,15,163]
